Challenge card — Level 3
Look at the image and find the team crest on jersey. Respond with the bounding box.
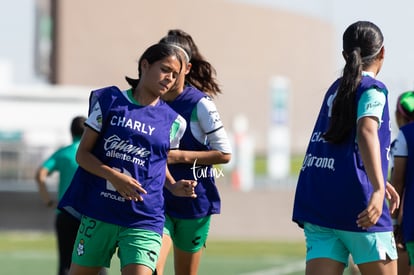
[77,239,85,256]
[96,114,102,125]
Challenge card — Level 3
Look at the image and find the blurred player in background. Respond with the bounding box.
[390,91,414,275]
[36,116,107,275]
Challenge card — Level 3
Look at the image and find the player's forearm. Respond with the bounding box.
[168,149,231,165]
[357,119,385,193]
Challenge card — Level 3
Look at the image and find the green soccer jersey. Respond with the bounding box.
[42,138,81,202]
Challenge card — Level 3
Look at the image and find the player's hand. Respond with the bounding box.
[109,170,147,202]
[356,189,384,229]
[169,180,197,198]
[385,181,400,214]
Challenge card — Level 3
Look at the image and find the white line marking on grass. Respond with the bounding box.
[240,260,305,275]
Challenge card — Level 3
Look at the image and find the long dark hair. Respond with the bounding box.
[323,21,384,144]
[159,29,222,97]
[125,43,185,89]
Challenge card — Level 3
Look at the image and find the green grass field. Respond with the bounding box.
[0,231,307,275]
[0,231,360,275]
[254,154,304,177]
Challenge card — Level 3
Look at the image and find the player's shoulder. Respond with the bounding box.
[198,95,217,109]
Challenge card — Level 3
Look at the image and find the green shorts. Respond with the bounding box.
[304,222,397,266]
[405,242,414,266]
[72,215,161,271]
[163,214,211,253]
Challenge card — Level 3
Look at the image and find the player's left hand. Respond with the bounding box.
[356,189,384,229]
[385,181,400,214]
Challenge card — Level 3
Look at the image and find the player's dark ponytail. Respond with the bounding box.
[323,21,384,144]
[160,29,222,97]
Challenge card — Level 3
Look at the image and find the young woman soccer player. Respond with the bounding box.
[153,30,232,275]
[390,91,414,275]
[292,21,399,275]
[58,43,197,275]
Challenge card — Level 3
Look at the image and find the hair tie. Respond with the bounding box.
[169,44,190,63]
[361,44,383,61]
